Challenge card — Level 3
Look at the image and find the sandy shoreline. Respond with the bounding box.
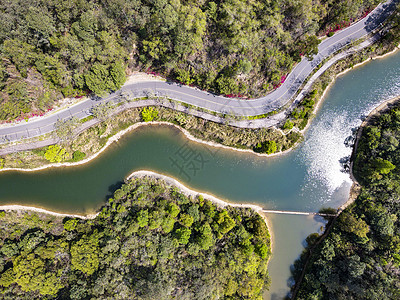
[0,119,291,174]
[1,38,399,253]
[0,169,273,250]
[1,42,398,164]
[0,204,99,219]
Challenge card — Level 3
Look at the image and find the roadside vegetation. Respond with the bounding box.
[283,2,400,132]
[0,176,271,299]
[292,102,400,299]
[0,1,399,165]
[0,103,304,170]
[0,0,380,122]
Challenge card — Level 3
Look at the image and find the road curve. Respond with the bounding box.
[0,0,397,144]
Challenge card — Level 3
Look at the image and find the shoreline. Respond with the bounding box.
[340,93,400,212]
[302,43,400,134]
[0,169,274,250]
[126,171,276,250]
[303,42,400,212]
[0,120,292,174]
[1,40,399,222]
[0,204,99,220]
[0,43,399,163]
[128,171,274,250]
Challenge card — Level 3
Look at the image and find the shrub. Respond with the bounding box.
[44,145,69,163]
[141,107,158,122]
[72,150,86,162]
[254,140,277,154]
[215,75,239,95]
[70,237,100,275]
[64,219,79,231]
[283,120,294,130]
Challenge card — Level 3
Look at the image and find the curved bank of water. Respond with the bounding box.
[2,49,400,213]
[1,47,400,300]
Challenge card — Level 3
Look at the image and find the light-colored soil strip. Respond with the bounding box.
[0,40,399,159]
[0,205,98,220]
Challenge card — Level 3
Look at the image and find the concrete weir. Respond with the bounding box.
[261,209,336,217]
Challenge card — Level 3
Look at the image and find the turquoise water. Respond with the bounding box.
[1,50,400,298]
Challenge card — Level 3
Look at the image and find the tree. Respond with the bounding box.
[254,140,277,154]
[303,35,321,60]
[372,158,396,175]
[44,145,69,163]
[320,240,336,261]
[0,268,14,288]
[179,213,194,227]
[216,211,236,236]
[137,209,149,227]
[174,6,206,57]
[149,210,163,230]
[91,102,114,121]
[197,223,214,250]
[347,255,366,278]
[84,63,115,96]
[142,38,167,61]
[370,206,397,237]
[283,120,294,130]
[1,39,36,77]
[167,203,180,217]
[64,219,79,231]
[13,253,63,295]
[161,216,176,234]
[175,68,194,85]
[110,60,126,89]
[35,55,70,89]
[339,212,369,239]
[26,6,56,40]
[70,236,100,275]
[54,117,79,141]
[255,242,270,259]
[237,59,253,74]
[141,107,159,122]
[215,75,238,95]
[175,227,191,244]
[72,150,86,162]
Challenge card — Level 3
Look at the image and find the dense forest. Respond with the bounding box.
[0,176,271,299]
[0,0,380,121]
[293,104,400,299]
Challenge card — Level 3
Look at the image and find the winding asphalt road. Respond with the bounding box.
[0,0,398,144]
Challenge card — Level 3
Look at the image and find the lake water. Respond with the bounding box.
[1,50,400,298]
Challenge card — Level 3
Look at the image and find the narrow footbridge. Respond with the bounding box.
[261,209,337,217]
